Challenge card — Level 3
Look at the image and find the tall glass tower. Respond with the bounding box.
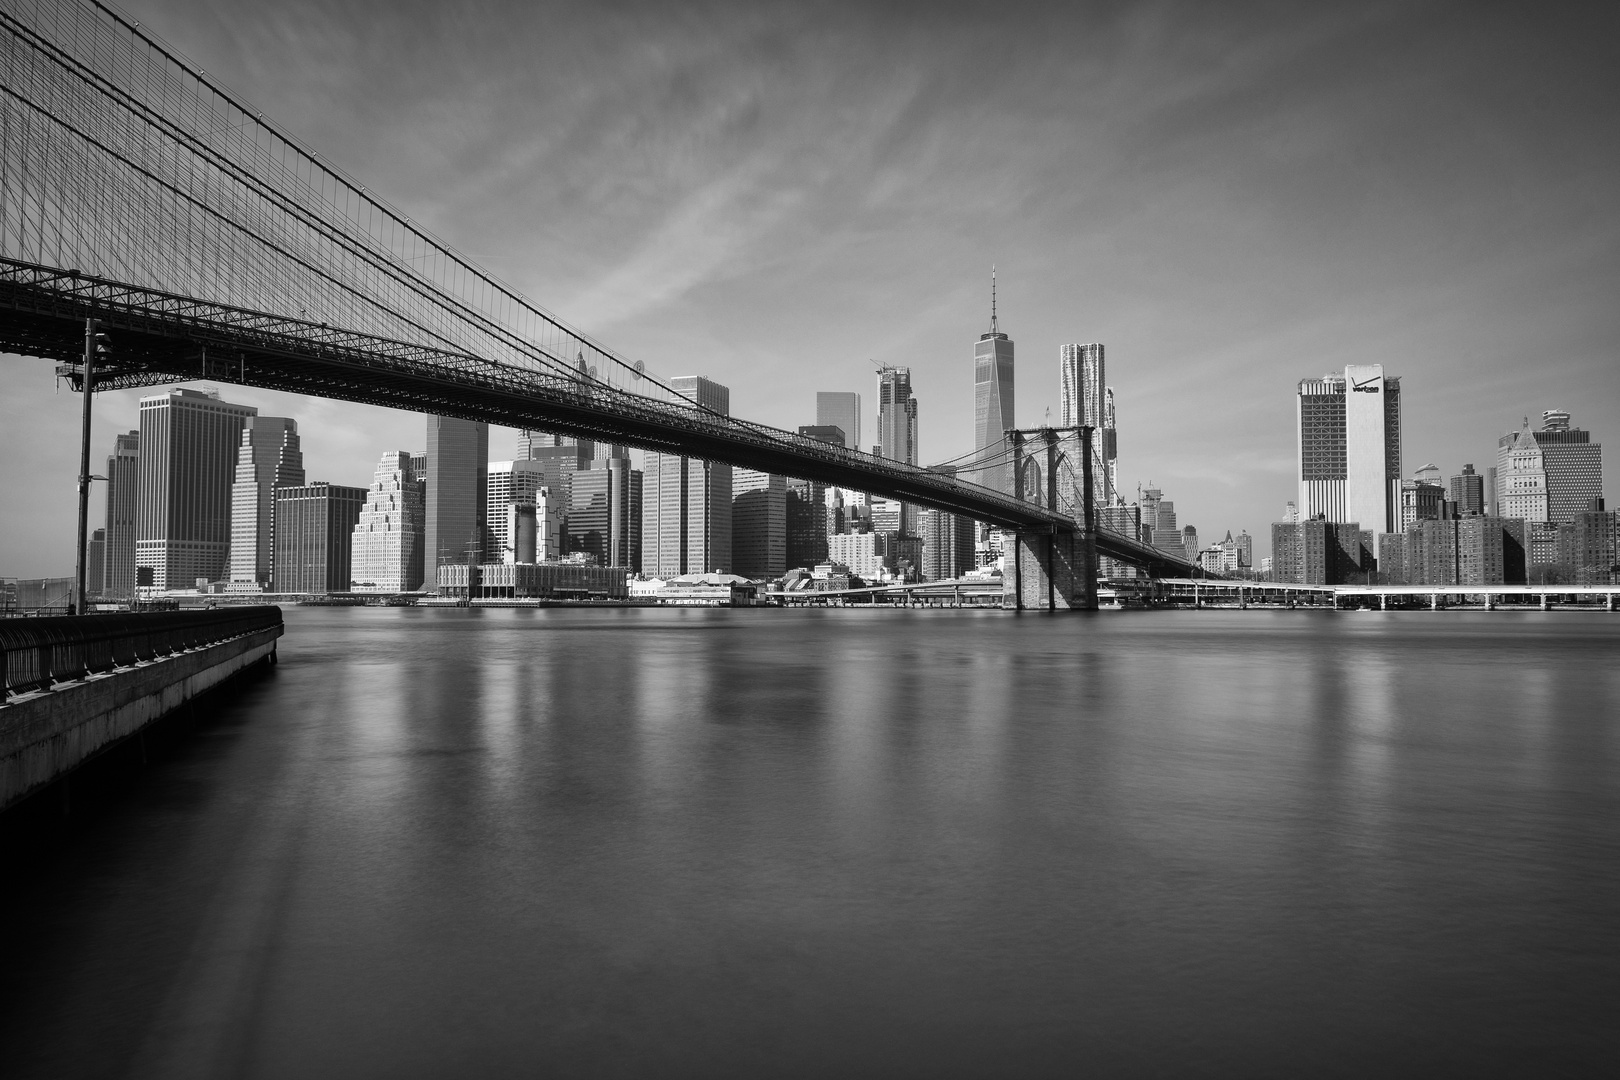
[974,271,1014,494]
[424,415,489,590]
[136,388,258,590]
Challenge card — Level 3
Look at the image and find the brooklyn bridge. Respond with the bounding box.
[0,0,1200,610]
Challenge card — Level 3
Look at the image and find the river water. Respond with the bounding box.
[3,607,1618,1077]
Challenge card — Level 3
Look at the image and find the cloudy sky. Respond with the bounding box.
[3,0,1618,576]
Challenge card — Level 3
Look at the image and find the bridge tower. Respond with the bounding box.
[1001,426,1099,611]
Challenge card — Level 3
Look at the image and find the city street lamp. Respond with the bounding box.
[73,318,111,615]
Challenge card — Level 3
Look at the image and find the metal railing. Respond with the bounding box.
[0,606,282,701]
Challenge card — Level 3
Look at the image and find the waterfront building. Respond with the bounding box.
[876,366,918,465]
[1496,410,1603,526]
[1389,517,1527,586]
[870,498,905,534]
[437,561,628,600]
[1296,365,1402,535]
[828,532,884,580]
[1139,488,1182,553]
[101,430,139,598]
[1450,464,1485,516]
[227,417,304,589]
[1400,475,1448,530]
[487,460,549,562]
[815,393,861,451]
[350,451,425,591]
[919,505,976,581]
[875,531,924,582]
[567,460,640,569]
[424,416,489,590]
[136,388,258,591]
[1270,521,1302,583]
[786,479,828,570]
[732,468,786,579]
[643,376,732,575]
[273,482,366,593]
[504,493,561,563]
[1562,506,1619,584]
[86,529,105,597]
[785,425,843,570]
[1234,530,1253,567]
[1299,519,1367,585]
[974,273,1015,495]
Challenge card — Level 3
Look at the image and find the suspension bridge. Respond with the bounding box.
[0,0,1200,609]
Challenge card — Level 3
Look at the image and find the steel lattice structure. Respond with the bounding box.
[0,0,1196,568]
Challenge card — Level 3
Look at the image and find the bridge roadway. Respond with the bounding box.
[0,259,1197,575]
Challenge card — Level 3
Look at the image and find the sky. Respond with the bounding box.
[3,0,1619,576]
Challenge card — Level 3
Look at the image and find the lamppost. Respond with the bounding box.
[73,319,111,615]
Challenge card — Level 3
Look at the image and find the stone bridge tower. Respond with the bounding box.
[1002,426,1100,610]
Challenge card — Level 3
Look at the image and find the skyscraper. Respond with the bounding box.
[1059,344,1104,428]
[136,388,258,590]
[1296,365,1402,535]
[486,459,549,562]
[568,458,641,569]
[273,482,366,593]
[786,425,842,570]
[815,393,861,451]
[876,366,918,465]
[1060,343,1113,505]
[516,429,596,461]
[101,430,139,598]
[732,468,787,579]
[974,272,1015,493]
[351,451,425,591]
[228,416,304,588]
[424,416,488,590]
[86,529,105,598]
[1450,464,1484,516]
[643,376,732,576]
[1496,410,1603,525]
[919,464,976,581]
[1103,386,1120,504]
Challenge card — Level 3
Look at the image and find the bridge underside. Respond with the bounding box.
[0,263,1201,576]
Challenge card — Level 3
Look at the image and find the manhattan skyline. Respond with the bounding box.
[2,0,1619,577]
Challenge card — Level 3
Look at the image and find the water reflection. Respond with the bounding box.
[3,608,1616,1078]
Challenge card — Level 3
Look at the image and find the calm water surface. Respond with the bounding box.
[4,607,1618,1077]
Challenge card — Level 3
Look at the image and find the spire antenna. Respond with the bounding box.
[990,266,998,335]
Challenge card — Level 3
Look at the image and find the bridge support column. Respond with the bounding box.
[1541,593,1549,611]
[1002,528,1096,610]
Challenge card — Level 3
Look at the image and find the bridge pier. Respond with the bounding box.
[1002,528,1097,611]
